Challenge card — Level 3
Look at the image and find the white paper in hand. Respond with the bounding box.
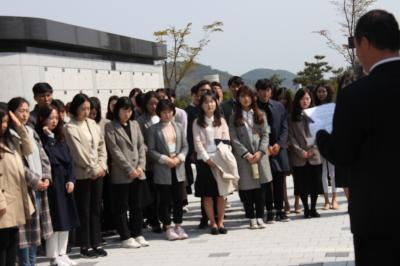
[303,103,335,144]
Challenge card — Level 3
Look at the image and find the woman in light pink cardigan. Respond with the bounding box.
[192,93,230,235]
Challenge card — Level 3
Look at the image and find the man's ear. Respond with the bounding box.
[361,36,373,50]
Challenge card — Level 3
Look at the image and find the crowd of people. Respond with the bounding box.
[1,8,399,266]
[0,75,350,266]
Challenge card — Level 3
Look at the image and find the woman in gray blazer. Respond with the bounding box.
[104,97,152,249]
[147,100,189,241]
[229,86,272,229]
[288,89,322,219]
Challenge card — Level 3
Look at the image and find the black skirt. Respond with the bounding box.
[292,163,323,195]
[194,160,219,197]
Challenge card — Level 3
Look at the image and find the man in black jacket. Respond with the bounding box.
[221,76,244,120]
[316,9,400,266]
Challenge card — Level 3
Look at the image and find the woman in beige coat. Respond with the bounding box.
[65,94,107,258]
[0,107,34,266]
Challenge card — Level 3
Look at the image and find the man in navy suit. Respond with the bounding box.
[317,10,400,266]
[221,76,244,120]
[256,79,291,223]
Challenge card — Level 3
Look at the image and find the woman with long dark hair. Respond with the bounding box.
[229,86,272,229]
[272,87,298,213]
[7,97,53,266]
[193,93,230,235]
[313,84,339,210]
[105,95,118,121]
[0,107,34,266]
[136,91,162,233]
[36,105,80,266]
[288,89,323,218]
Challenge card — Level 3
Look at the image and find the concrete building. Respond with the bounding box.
[0,16,166,113]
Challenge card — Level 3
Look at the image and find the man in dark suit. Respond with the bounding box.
[221,76,244,120]
[28,82,53,127]
[256,79,291,222]
[316,10,400,266]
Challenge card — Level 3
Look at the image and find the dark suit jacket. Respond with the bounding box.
[317,60,400,236]
[40,133,80,231]
[221,99,236,121]
[184,104,199,189]
[257,99,290,173]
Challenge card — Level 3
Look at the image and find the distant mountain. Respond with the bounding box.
[241,69,296,89]
[173,63,296,97]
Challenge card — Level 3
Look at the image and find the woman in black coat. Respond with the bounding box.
[36,104,80,266]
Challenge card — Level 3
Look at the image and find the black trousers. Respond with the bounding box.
[75,178,103,248]
[113,183,144,240]
[240,184,266,219]
[184,157,194,194]
[265,171,285,212]
[144,171,160,227]
[354,234,399,266]
[101,173,114,231]
[0,227,18,266]
[156,169,184,226]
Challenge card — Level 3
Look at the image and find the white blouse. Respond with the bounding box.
[204,116,218,156]
[242,109,255,142]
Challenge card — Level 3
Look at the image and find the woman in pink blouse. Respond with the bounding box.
[192,93,231,235]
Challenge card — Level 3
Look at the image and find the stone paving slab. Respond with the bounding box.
[37,177,353,266]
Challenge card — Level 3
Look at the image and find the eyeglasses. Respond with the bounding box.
[348,36,355,49]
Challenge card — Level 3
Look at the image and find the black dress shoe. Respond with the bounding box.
[80,248,98,258]
[210,227,219,235]
[277,211,291,222]
[304,209,311,219]
[93,247,108,257]
[198,219,208,229]
[266,212,275,224]
[218,227,228,234]
[310,209,320,218]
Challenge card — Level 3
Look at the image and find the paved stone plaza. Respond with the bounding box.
[37,177,354,266]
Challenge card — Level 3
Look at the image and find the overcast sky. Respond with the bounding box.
[2,0,399,75]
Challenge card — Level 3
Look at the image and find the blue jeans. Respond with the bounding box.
[18,245,37,266]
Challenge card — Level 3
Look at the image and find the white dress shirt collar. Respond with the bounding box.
[369,56,400,73]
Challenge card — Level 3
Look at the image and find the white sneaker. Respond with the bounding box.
[135,236,150,247]
[175,226,188,240]
[182,206,190,213]
[50,257,69,266]
[59,254,77,265]
[256,218,267,229]
[166,227,180,241]
[121,237,141,248]
[225,198,231,209]
[249,219,259,229]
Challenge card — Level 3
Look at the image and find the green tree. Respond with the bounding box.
[293,55,333,87]
[154,21,223,91]
[314,0,376,72]
[269,74,285,88]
